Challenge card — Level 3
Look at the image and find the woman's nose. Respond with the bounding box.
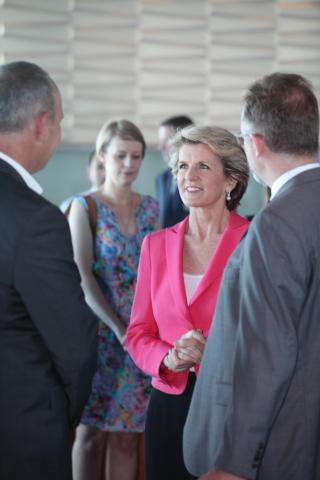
[123,156,132,167]
[185,165,197,179]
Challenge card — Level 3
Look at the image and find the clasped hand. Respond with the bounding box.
[163,329,206,372]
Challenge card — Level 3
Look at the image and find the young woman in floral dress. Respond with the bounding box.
[69,119,159,480]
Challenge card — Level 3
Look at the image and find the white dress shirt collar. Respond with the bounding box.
[271,163,320,200]
[0,151,43,195]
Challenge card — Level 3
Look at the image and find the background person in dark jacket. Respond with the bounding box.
[156,115,193,227]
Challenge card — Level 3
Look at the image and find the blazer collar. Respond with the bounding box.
[0,156,42,194]
[274,166,320,200]
[165,217,191,321]
[0,157,25,184]
[191,212,248,304]
[165,213,249,317]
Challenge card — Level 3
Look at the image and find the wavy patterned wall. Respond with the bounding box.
[0,0,319,145]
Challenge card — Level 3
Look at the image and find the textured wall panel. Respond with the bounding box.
[208,0,276,132]
[0,0,319,145]
[277,0,320,100]
[138,0,207,142]
[0,0,73,139]
[71,0,136,143]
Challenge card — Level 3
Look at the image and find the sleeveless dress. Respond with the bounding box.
[77,193,159,432]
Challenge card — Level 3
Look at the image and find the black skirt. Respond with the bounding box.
[144,372,197,480]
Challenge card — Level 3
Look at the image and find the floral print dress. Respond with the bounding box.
[78,193,159,432]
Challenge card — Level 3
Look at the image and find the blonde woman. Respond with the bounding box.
[126,126,249,480]
[69,120,159,480]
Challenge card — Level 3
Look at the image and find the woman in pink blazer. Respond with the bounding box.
[126,126,250,480]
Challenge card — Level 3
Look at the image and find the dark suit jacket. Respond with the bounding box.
[156,168,188,228]
[0,159,98,480]
[183,168,320,480]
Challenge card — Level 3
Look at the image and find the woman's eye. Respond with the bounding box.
[178,163,187,169]
[200,163,209,169]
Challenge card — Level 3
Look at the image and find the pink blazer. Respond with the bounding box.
[126,212,249,395]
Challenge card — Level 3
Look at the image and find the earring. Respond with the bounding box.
[226,191,231,202]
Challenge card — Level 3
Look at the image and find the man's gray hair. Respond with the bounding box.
[0,61,56,133]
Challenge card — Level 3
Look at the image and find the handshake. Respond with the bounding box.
[163,329,206,373]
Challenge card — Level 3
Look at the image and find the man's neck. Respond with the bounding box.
[0,151,43,194]
[0,131,34,174]
[265,153,318,187]
[270,160,320,199]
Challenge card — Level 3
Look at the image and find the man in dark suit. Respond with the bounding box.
[0,61,98,480]
[156,115,193,227]
[183,73,320,480]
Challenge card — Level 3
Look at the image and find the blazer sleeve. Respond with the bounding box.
[126,234,173,381]
[211,209,304,478]
[14,203,98,428]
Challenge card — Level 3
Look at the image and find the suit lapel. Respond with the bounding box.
[164,213,249,321]
[165,217,193,322]
[190,212,249,305]
[0,158,26,185]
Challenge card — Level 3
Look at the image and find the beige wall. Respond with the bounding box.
[1,0,319,146]
[1,0,319,213]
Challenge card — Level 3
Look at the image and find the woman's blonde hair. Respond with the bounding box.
[96,119,146,157]
[169,125,249,211]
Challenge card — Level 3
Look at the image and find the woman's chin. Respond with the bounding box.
[183,200,202,209]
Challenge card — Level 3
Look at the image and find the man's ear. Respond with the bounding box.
[34,111,49,141]
[251,133,265,157]
[95,151,105,164]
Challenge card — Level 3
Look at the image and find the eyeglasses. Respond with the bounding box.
[234,132,252,147]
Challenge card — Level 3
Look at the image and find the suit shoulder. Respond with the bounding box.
[143,226,168,250]
[231,211,250,229]
[146,227,166,241]
[146,219,183,244]
[255,184,320,244]
[0,173,67,228]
